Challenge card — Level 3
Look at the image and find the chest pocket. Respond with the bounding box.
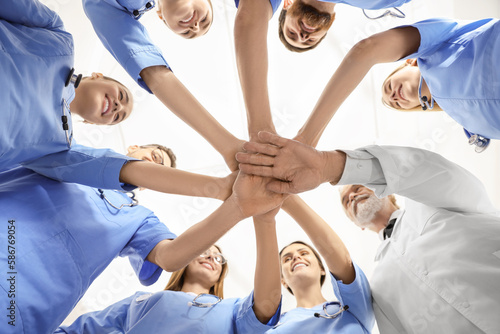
[89,189,136,226]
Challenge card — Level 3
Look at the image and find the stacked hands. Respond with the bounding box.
[223,131,347,217]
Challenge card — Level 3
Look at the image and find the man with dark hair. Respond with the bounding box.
[278,0,411,52]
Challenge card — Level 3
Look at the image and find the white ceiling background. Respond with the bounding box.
[41,0,500,329]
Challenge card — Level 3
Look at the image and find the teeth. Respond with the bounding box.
[103,97,109,115]
[293,263,306,271]
[181,13,194,23]
[202,263,213,270]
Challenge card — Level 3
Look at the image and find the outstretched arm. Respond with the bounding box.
[147,171,286,272]
[295,27,420,147]
[283,195,354,283]
[234,0,276,141]
[253,208,281,323]
[141,66,243,171]
[120,161,235,200]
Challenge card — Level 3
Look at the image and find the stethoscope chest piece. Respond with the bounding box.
[65,68,82,89]
[464,129,490,153]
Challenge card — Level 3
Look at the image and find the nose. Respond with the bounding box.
[190,20,200,32]
[298,31,309,42]
[113,100,123,112]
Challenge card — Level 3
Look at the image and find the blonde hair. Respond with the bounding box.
[164,245,228,299]
[381,61,442,112]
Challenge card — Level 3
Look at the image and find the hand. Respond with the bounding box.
[231,171,286,218]
[254,204,281,222]
[235,131,331,194]
[215,171,238,201]
[224,139,245,172]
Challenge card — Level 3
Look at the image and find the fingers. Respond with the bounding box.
[258,131,290,147]
[241,141,280,156]
[238,164,275,178]
[266,180,297,194]
[235,152,275,166]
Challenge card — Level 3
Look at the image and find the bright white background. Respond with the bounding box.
[40,0,500,330]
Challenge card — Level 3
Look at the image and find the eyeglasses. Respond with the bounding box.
[313,301,349,319]
[200,250,227,265]
[362,7,405,20]
[187,293,222,308]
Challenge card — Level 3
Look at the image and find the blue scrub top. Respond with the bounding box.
[83,0,170,93]
[0,0,137,190]
[0,167,176,334]
[403,18,500,139]
[57,290,279,333]
[269,263,375,333]
[319,0,411,10]
[234,0,282,16]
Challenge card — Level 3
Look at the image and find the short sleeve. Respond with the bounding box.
[23,144,139,191]
[119,214,176,286]
[0,0,63,30]
[234,291,282,333]
[330,262,375,332]
[234,0,282,16]
[83,0,171,92]
[401,18,462,60]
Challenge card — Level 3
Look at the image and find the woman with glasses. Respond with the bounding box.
[272,195,374,333]
[57,211,282,333]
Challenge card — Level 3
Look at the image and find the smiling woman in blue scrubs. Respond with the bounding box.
[1,0,242,197]
[271,196,374,333]
[292,17,500,148]
[83,0,244,171]
[56,215,282,333]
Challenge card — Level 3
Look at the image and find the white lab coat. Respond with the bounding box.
[339,146,500,334]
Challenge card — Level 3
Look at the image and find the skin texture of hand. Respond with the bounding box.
[231,170,286,217]
[224,139,246,172]
[236,132,346,194]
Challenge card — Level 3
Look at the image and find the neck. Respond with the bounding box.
[371,206,397,233]
[181,281,211,295]
[291,281,327,308]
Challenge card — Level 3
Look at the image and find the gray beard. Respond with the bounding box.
[355,195,384,227]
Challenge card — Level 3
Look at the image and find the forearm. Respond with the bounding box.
[296,27,421,147]
[119,161,231,200]
[252,217,281,323]
[282,195,354,284]
[148,197,245,271]
[141,66,240,158]
[234,1,276,140]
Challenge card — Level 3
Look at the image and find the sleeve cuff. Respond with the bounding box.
[337,149,383,186]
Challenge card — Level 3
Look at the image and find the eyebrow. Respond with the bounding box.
[125,89,129,104]
[281,247,308,259]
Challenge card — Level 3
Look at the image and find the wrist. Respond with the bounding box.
[322,150,346,185]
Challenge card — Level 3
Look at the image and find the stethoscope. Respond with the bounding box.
[362,7,405,20]
[132,1,155,19]
[61,68,81,148]
[418,75,490,153]
[98,189,138,210]
[273,301,349,328]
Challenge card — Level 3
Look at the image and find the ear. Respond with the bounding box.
[321,269,326,276]
[127,145,139,154]
[405,58,418,67]
[283,0,294,10]
[156,9,163,20]
[91,72,104,80]
[280,278,288,289]
[361,227,365,231]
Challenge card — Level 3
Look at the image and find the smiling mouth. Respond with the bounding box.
[102,96,110,116]
[201,262,214,270]
[180,11,195,24]
[301,21,316,33]
[292,263,307,272]
[398,86,407,101]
